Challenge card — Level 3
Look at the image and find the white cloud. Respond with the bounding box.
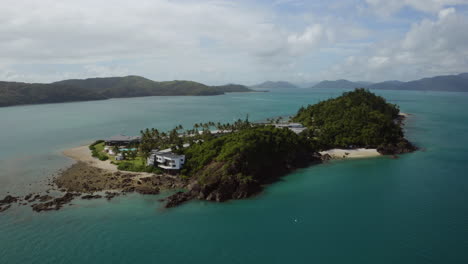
[323,8,468,81]
[1,0,466,84]
[287,25,331,55]
[0,64,131,83]
[0,0,356,83]
[366,0,468,15]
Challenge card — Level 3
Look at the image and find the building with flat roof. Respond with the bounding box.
[105,135,141,146]
[147,149,185,170]
[274,123,307,134]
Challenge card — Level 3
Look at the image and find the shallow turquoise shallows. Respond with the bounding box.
[1,89,468,264]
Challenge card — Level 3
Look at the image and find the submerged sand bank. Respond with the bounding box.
[319,148,381,159]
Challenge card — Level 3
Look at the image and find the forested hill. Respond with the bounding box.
[293,88,416,153]
[250,81,298,90]
[0,81,107,107]
[0,76,252,107]
[311,79,371,89]
[368,73,468,92]
[308,73,468,92]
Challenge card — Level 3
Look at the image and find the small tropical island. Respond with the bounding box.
[0,89,417,212]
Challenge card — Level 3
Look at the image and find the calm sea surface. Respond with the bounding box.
[1,89,468,263]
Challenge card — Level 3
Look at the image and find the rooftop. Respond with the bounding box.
[105,135,141,142]
[155,152,185,159]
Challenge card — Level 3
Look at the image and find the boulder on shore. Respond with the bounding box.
[0,195,18,205]
[81,194,103,200]
[164,191,194,208]
[377,139,417,155]
[135,186,160,195]
[0,204,11,212]
[31,193,80,212]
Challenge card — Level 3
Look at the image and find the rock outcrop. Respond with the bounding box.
[164,192,195,208]
[0,195,18,205]
[81,194,103,200]
[377,138,417,155]
[0,205,11,212]
[31,193,80,212]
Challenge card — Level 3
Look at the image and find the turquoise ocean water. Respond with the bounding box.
[1,89,468,263]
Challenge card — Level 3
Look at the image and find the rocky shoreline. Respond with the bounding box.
[0,113,418,213]
[0,161,188,213]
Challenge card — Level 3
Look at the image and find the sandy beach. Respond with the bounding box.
[319,148,381,159]
[56,145,185,195]
[63,145,121,172]
[63,145,154,178]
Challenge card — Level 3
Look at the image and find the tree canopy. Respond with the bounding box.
[293,88,403,148]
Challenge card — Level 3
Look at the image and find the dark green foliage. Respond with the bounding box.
[98,155,109,161]
[0,76,252,107]
[89,141,108,160]
[311,79,364,89]
[293,88,403,148]
[182,126,314,184]
[0,81,106,107]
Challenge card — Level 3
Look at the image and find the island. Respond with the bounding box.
[0,76,253,107]
[0,89,417,212]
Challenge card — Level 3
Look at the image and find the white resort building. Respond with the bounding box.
[274,123,307,134]
[147,149,185,170]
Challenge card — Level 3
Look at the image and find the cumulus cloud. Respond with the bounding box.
[0,0,335,64]
[0,64,131,83]
[324,8,468,81]
[366,0,468,15]
[0,0,466,84]
[0,0,355,83]
[287,25,331,55]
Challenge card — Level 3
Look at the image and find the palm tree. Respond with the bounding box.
[112,146,120,156]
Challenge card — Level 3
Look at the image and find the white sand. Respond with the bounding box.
[319,148,381,159]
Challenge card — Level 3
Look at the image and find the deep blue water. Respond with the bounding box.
[1,89,468,263]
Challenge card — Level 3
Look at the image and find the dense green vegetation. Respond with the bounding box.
[0,81,106,107]
[293,88,405,149]
[0,76,252,107]
[89,141,108,161]
[181,125,315,184]
[311,79,369,89]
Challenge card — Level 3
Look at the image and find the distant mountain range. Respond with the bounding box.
[369,73,468,92]
[309,73,468,92]
[250,81,299,90]
[0,76,252,107]
[311,79,373,89]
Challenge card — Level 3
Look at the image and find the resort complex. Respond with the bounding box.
[97,122,306,173]
[101,134,186,171]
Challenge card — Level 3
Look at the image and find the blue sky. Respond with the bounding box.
[1,0,467,85]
